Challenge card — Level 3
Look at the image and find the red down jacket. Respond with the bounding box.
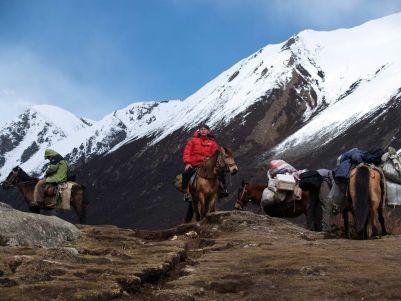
[183,131,219,166]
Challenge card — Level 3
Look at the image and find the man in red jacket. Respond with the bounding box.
[182,124,227,202]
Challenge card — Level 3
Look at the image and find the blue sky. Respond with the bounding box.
[1,0,401,124]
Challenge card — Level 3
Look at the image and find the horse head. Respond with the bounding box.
[2,166,22,190]
[234,180,249,210]
[218,147,238,175]
[1,166,36,190]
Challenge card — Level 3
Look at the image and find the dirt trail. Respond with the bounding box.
[1,211,401,300]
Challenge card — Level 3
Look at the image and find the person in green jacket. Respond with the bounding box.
[32,149,69,206]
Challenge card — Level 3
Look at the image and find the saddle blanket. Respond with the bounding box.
[58,182,77,210]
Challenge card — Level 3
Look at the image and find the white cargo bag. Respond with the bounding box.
[276,174,296,191]
[267,177,277,192]
[382,147,401,185]
[261,188,286,207]
[262,188,275,205]
[386,180,401,206]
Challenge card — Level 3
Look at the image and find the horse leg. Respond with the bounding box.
[198,193,207,219]
[378,206,387,236]
[210,194,218,213]
[71,189,87,224]
[191,193,203,222]
[369,207,378,238]
[369,174,382,238]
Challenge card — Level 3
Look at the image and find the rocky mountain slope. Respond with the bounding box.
[0,13,400,228]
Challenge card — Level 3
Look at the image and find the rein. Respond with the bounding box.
[2,170,38,188]
[197,151,224,180]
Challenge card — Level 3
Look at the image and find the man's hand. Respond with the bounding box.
[185,164,192,171]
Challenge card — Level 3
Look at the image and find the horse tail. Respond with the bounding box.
[354,166,370,235]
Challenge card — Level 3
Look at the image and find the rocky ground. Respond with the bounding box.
[2,210,401,300]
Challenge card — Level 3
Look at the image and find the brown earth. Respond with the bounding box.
[2,211,401,300]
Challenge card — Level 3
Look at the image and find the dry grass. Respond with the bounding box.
[329,207,401,236]
[383,207,401,235]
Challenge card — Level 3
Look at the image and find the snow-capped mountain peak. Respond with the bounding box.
[1,12,401,179]
[0,105,91,177]
[30,105,91,136]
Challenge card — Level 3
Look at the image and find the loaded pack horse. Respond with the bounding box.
[2,166,88,224]
[188,147,238,222]
[343,164,387,239]
[235,180,308,218]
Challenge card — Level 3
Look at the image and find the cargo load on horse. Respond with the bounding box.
[331,148,386,212]
[381,147,401,206]
[235,179,308,218]
[261,160,304,214]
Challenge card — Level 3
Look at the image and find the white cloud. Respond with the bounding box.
[267,0,401,27]
[0,47,104,126]
[201,0,401,29]
[0,91,34,127]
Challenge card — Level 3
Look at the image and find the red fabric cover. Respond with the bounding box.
[183,131,219,166]
[268,160,296,176]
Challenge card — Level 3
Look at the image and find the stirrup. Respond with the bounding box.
[184,192,192,203]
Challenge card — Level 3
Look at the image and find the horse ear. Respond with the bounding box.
[12,166,19,172]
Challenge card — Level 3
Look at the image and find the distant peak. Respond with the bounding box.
[27,104,91,135]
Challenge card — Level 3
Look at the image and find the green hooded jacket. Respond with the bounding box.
[44,149,69,184]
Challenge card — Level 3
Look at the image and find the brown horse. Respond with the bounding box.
[2,166,88,224]
[190,147,238,221]
[234,180,267,212]
[343,164,387,239]
[235,180,308,218]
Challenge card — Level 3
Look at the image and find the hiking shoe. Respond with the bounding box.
[184,192,192,203]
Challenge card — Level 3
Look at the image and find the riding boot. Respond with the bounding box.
[182,167,195,202]
[183,192,192,203]
[33,179,46,207]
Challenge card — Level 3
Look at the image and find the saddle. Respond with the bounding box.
[349,163,386,206]
[173,171,198,193]
[44,185,58,197]
[43,182,76,210]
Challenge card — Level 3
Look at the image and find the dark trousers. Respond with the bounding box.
[307,188,321,231]
[182,167,197,191]
[307,181,332,232]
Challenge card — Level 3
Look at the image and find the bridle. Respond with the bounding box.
[2,170,19,188]
[2,169,37,188]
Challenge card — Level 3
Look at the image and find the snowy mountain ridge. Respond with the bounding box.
[1,12,401,179]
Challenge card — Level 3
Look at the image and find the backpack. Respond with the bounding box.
[299,170,324,191]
